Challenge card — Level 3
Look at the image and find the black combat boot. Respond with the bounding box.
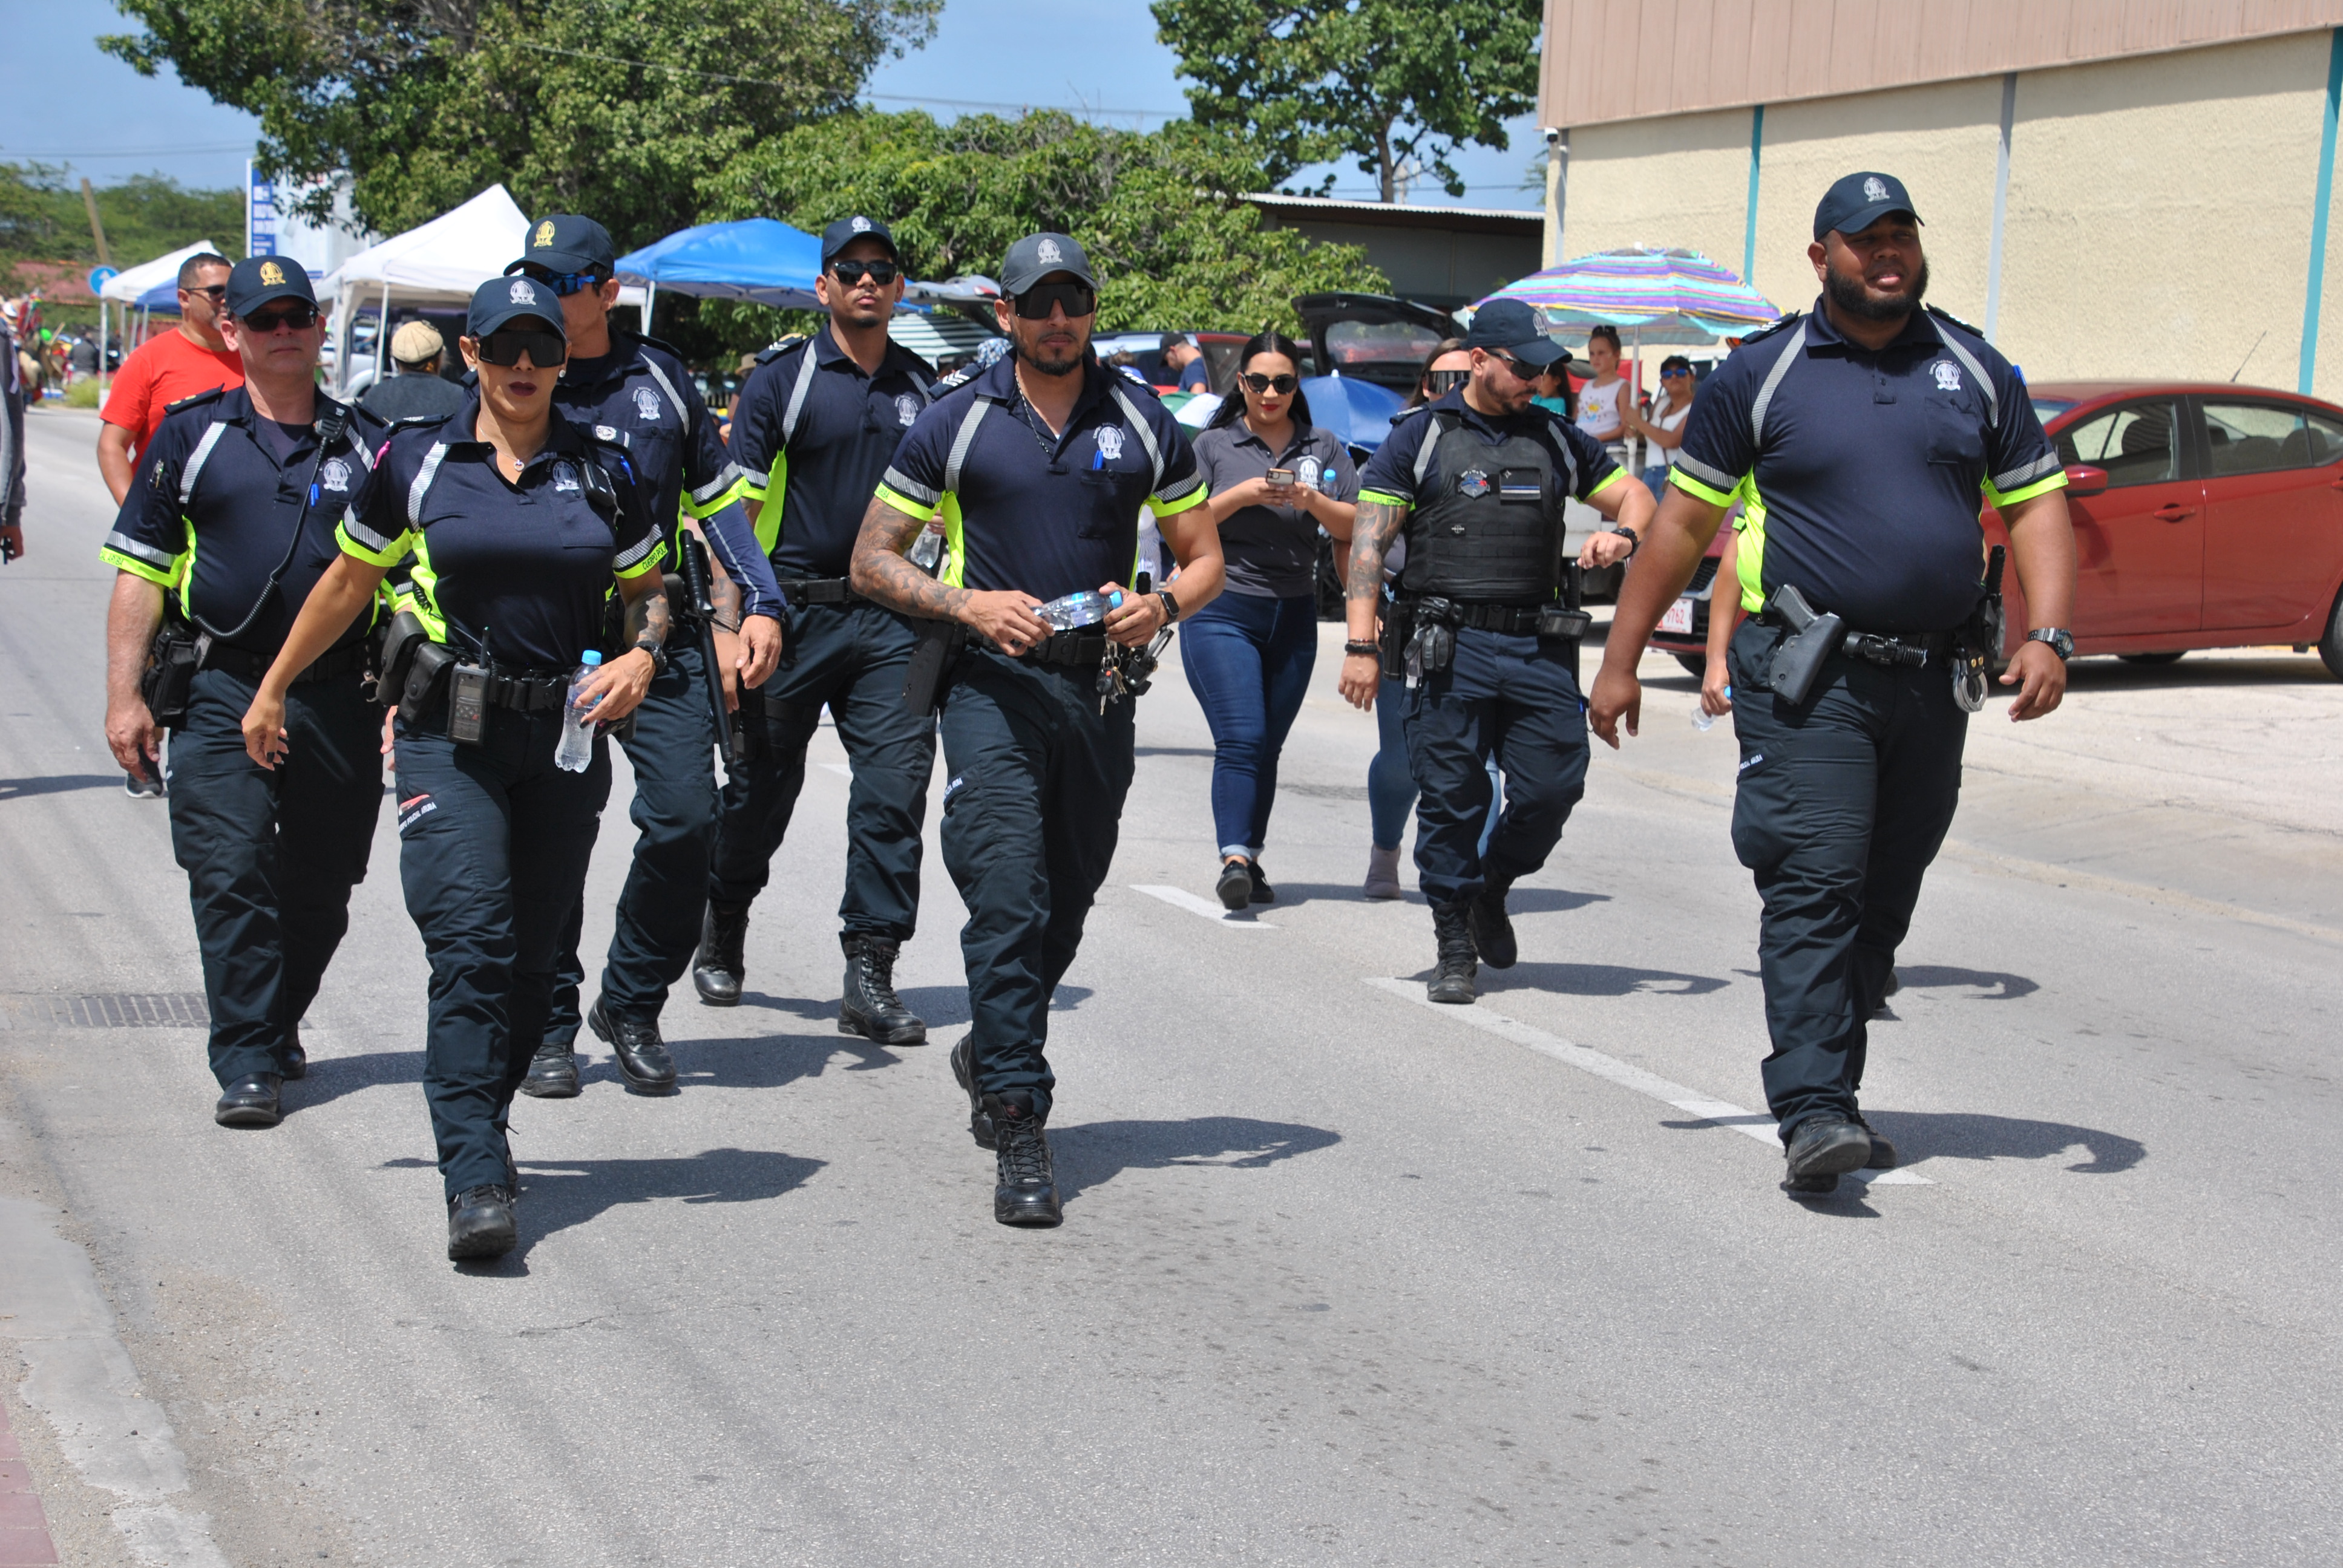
[693,902,749,1007]
[517,1042,580,1099]
[951,1037,994,1148]
[1853,1110,1898,1169]
[839,934,926,1045]
[447,1185,518,1260]
[1467,875,1518,969]
[1781,1114,1872,1195]
[987,1095,1061,1227]
[1427,900,1479,1004]
[589,1000,677,1094]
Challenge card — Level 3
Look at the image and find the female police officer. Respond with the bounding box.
[242,275,670,1261]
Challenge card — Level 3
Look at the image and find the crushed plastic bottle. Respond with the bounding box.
[555,650,603,773]
[1035,589,1123,631]
[1691,684,1729,731]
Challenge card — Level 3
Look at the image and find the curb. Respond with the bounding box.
[0,1399,59,1567]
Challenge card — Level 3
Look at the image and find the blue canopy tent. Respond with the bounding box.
[614,219,830,319]
[1299,374,1408,453]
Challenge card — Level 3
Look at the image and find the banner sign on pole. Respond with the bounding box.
[247,160,277,257]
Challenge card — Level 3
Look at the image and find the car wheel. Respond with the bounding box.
[2320,583,2343,681]
[2119,652,2185,666]
[1673,653,1706,678]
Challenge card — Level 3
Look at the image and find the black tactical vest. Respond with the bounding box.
[1398,412,1571,603]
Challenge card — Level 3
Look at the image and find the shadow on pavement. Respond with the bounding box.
[1889,964,2039,1001]
[672,1032,902,1089]
[1478,962,1729,998]
[1050,1116,1341,1204]
[0,774,132,800]
[1863,1109,2146,1174]
[509,1146,826,1254]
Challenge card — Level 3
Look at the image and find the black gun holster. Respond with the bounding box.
[1377,597,1415,683]
[140,615,205,730]
[397,642,457,730]
[901,619,969,714]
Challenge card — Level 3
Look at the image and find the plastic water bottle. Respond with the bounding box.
[1035,589,1122,631]
[555,651,603,773]
[1691,684,1729,731]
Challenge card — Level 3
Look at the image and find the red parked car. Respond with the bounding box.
[1650,381,2343,678]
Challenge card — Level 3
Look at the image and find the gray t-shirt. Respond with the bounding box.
[1191,419,1358,598]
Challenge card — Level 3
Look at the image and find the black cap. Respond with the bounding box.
[821,215,899,265]
[1000,232,1096,296]
[224,255,316,318]
[507,214,616,278]
[1813,171,1923,241]
[468,274,567,339]
[1461,298,1570,368]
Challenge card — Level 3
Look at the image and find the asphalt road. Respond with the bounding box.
[2,403,2339,1567]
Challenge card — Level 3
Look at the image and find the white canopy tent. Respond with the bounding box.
[320,185,528,394]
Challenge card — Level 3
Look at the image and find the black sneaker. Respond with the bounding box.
[1215,859,1251,912]
[1427,900,1478,1004]
[588,1001,677,1094]
[1247,863,1274,904]
[125,771,163,799]
[693,902,748,1007]
[840,934,926,1045]
[951,1037,994,1148]
[1467,877,1517,969]
[1784,1114,1872,1181]
[517,1042,580,1099]
[988,1096,1061,1227]
[447,1185,517,1260]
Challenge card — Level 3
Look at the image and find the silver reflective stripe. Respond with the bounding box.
[1106,386,1165,486]
[907,370,933,405]
[1992,450,2061,492]
[177,422,227,506]
[103,529,175,569]
[943,400,991,493]
[614,531,661,571]
[1155,470,1204,504]
[737,465,772,489]
[1749,322,1807,450]
[1936,335,1997,428]
[778,347,821,449]
[882,465,939,506]
[1674,452,1738,492]
[341,512,401,555]
[1411,413,1450,489]
[690,460,742,506]
[407,442,450,528]
[638,355,690,425]
[347,434,375,472]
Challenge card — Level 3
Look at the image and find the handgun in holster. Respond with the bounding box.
[901,619,969,715]
[369,610,430,708]
[1953,544,2007,713]
[140,612,205,730]
[1762,583,1846,706]
[1406,596,1458,682]
[398,641,457,730]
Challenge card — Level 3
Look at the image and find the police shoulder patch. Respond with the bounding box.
[1733,310,1803,347]
[634,331,685,360]
[161,385,229,415]
[755,333,812,365]
[1925,304,1986,339]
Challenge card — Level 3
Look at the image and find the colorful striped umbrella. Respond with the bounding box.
[1479,246,1782,341]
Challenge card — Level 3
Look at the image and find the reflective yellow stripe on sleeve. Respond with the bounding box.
[99,549,178,589]
[1982,469,2071,510]
[1356,488,1410,509]
[1667,467,1739,508]
[336,520,412,569]
[873,483,939,523]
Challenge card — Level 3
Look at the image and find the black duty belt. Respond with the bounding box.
[475,670,571,712]
[987,630,1109,668]
[1401,598,1581,636]
[1761,607,1955,668]
[202,639,369,687]
[776,576,864,606]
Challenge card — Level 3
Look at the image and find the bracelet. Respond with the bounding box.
[1343,639,1380,657]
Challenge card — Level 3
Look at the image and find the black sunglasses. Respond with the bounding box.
[475,327,568,367]
[188,284,229,301]
[830,258,899,286]
[1240,371,1298,395]
[1012,281,1096,320]
[519,267,605,298]
[240,304,319,333]
[1484,350,1538,380]
[1426,368,1470,393]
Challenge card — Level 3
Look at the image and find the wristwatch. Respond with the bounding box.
[2025,627,2074,661]
[633,639,669,678]
[1613,524,1640,555]
[1156,590,1181,625]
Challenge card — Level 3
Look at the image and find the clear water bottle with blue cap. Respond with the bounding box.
[1692,685,1729,731]
[1035,589,1122,631]
[555,651,603,773]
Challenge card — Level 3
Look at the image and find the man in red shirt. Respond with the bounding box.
[99,252,243,506]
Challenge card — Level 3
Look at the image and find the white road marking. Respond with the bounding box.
[1131,884,1277,927]
[1362,978,1931,1185]
[0,1199,235,1566]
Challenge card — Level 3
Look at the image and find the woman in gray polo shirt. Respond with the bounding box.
[1185,331,1359,910]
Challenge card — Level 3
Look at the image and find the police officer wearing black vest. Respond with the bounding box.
[1590,172,2077,1196]
[853,232,1224,1227]
[694,215,938,1044]
[1341,298,1653,1004]
[503,215,787,1102]
[100,256,386,1129]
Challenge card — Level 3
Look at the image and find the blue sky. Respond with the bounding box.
[5,0,1539,208]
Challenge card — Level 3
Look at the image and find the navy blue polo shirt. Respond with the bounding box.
[553,328,782,619]
[338,399,665,670]
[729,328,936,577]
[102,385,390,658]
[1358,387,1624,511]
[1670,299,2068,632]
[875,352,1206,601]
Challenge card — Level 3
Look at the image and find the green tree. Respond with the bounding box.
[0,163,243,304]
[698,108,1384,351]
[1151,0,1542,201]
[99,0,942,248]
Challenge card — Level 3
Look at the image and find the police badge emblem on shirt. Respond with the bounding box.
[320,457,353,493]
[553,462,582,493]
[895,393,920,427]
[1457,468,1492,498]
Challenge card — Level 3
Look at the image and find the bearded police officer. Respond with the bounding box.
[694,215,938,1043]
[853,232,1225,1227]
[505,215,787,1100]
[1339,299,1653,1004]
[1589,172,2077,1196]
[99,257,386,1128]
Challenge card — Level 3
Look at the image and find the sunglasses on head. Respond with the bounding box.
[1240,371,1297,396]
[1011,281,1096,320]
[830,258,899,286]
[476,327,567,367]
[519,268,605,298]
[1427,368,1470,393]
[239,304,319,333]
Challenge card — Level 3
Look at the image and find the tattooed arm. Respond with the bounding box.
[851,495,1052,655]
[566,569,668,727]
[1335,497,1409,711]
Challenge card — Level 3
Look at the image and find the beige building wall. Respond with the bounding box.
[1565,108,1752,278]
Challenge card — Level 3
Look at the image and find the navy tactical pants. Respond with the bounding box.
[936,652,1134,1119]
[165,665,381,1087]
[544,639,717,1038]
[1403,626,1590,908]
[395,702,609,1200]
[1725,618,1967,1140]
[707,601,934,941]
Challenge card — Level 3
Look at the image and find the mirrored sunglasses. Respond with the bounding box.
[520,269,604,298]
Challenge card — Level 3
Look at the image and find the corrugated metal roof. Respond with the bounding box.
[1245,193,1545,229]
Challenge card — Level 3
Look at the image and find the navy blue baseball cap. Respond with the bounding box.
[821,215,899,264]
[1000,232,1097,296]
[1814,171,1923,241]
[507,214,617,278]
[224,255,316,317]
[468,274,567,339]
[1462,298,1571,368]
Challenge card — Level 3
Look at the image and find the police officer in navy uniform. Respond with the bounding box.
[695,215,939,1044]
[502,215,787,1101]
[1589,172,2077,1195]
[244,274,673,1261]
[853,232,1225,1226]
[99,256,385,1129]
[1340,298,1653,1004]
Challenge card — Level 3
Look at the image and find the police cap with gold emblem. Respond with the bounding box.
[506,214,617,279]
[224,255,316,318]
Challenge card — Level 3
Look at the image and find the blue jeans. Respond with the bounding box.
[1179,591,1317,858]
[1372,676,1499,857]
[1641,464,1670,500]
